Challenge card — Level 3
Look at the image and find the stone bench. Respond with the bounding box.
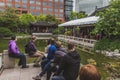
[3,50,35,69]
[3,50,15,69]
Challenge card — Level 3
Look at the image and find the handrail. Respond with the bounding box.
[58,35,97,49]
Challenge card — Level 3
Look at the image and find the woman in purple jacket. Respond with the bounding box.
[8,35,29,68]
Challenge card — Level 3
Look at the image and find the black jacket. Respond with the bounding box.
[25,41,37,53]
[56,50,81,80]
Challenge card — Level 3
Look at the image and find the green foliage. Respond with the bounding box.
[94,39,110,51]
[0,27,13,37]
[93,0,120,37]
[58,27,65,34]
[0,7,20,30]
[64,30,72,36]
[69,11,88,20]
[19,13,35,27]
[94,39,120,51]
[46,14,61,24]
[37,14,46,21]
[52,28,59,35]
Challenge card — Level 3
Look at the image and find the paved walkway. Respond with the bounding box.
[0,63,46,80]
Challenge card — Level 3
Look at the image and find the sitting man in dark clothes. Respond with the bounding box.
[54,43,81,80]
[25,35,44,67]
[8,35,29,68]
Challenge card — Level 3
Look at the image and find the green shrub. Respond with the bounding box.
[94,39,110,51]
[94,39,120,51]
[0,27,13,37]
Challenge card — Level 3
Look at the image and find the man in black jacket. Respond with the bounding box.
[25,36,44,67]
[55,43,81,80]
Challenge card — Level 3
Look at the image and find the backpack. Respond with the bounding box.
[25,42,31,53]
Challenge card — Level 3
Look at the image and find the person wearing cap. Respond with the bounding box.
[8,35,29,68]
[25,35,44,67]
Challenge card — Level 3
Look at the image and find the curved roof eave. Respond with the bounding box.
[58,16,99,27]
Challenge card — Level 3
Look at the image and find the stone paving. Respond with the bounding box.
[0,63,46,80]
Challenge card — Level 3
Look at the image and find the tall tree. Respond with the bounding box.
[19,13,35,27]
[69,11,88,20]
[93,0,120,38]
[0,7,20,32]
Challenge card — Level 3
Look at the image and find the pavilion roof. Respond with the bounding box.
[58,16,99,27]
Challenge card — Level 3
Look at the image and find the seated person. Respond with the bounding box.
[25,35,44,67]
[8,35,29,68]
[79,64,101,80]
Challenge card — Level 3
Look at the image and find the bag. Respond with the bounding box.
[25,42,32,53]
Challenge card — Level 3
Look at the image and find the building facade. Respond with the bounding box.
[64,0,73,21]
[73,0,110,15]
[0,0,65,21]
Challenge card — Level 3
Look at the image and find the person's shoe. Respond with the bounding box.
[33,64,40,67]
[21,65,29,68]
[18,63,22,66]
[32,75,41,80]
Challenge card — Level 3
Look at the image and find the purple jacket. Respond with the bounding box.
[8,40,19,54]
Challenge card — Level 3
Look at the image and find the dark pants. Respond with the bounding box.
[9,53,27,67]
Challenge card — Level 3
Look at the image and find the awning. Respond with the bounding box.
[58,16,99,27]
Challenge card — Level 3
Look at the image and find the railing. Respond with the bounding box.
[58,35,97,50]
[32,33,52,39]
[0,53,2,69]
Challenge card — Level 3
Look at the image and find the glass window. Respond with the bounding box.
[59,4,64,8]
[54,4,59,8]
[30,11,35,15]
[36,6,40,10]
[54,9,58,12]
[43,2,48,6]
[48,8,53,12]
[30,0,34,4]
[55,14,59,17]
[65,1,73,6]
[59,9,63,12]
[22,0,27,3]
[48,3,52,6]
[60,0,64,2]
[43,8,47,11]
[6,0,12,2]
[30,6,35,10]
[36,12,40,15]
[59,14,64,18]
[0,2,5,7]
[49,0,53,1]
[54,0,58,2]
[6,3,12,7]
[36,1,41,5]
[15,0,21,2]
[22,5,27,8]
[15,4,20,8]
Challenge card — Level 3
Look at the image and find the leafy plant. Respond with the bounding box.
[0,27,13,37]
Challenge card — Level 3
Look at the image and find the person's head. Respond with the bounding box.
[47,39,51,45]
[11,35,17,41]
[67,43,75,51]
[79,64,101,80]
[56,41,62,48]
[31,35,37,42]
[50,38,55,45]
